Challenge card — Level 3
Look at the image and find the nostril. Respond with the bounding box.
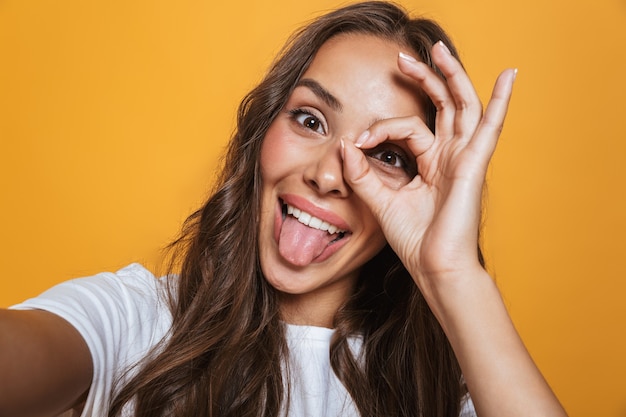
[304,157,349,197]
[307,178,320,190]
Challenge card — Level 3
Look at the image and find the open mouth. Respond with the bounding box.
[276,198,352,266]
[281,201,349,244]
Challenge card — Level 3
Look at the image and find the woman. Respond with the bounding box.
[0,2,567,417]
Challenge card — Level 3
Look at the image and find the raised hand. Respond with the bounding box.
[341,41,516,299]
[342,43,568,417]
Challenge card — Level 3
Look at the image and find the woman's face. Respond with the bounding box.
[259,34,426,321]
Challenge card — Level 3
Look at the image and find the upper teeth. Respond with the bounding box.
[287,204,345,235]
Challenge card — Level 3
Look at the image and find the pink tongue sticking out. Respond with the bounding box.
[279,215,336,266]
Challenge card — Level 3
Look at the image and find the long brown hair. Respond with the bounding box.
[109,2,473,416]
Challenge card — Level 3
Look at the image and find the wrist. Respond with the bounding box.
[414,267,499,331]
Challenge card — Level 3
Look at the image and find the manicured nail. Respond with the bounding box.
[438,40,451,55]
[399,51,417,63]
[355,130,369,148]
[513,68,519,81]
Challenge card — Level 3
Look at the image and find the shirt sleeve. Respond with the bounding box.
[10,263,172,416]
[459,393,477,417]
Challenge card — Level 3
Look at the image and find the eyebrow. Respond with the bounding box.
[295,78,342,112]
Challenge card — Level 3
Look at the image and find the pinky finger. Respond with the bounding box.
[469,68,517,167]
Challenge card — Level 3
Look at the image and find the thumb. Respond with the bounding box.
[341,139,391,218]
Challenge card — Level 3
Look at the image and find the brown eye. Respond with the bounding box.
[303,116,321,131]
[366,148,405,169]
[377,150,400,166]
[364,144,418,179]
[289,109,326,134]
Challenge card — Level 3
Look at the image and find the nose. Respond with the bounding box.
[304,140,350,197]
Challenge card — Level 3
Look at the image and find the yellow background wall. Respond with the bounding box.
[1,0,624,415]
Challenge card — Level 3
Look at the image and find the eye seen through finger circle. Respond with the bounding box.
[372,149,402,167]
[363,143,418,185]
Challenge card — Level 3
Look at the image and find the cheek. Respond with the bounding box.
[356,201,387,251]
[367,217,386,248]
[260,121,291,180]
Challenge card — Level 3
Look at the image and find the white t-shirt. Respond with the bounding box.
[12,264,475,416]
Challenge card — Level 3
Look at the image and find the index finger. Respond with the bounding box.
[354,115,434,159]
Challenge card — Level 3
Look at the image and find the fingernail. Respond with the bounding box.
[513,68,519,81]
[340,139,345,159]
[355,130,369,148]
[438,40,451,55]
[399,51,417,63]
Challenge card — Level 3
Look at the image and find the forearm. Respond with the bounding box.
[0,309,92,417]
[424,270,567,417]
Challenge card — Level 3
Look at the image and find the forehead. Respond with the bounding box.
[300,33,425,120]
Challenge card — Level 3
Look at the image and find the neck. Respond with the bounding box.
[278,295,334,328]
[278,284,354,328]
